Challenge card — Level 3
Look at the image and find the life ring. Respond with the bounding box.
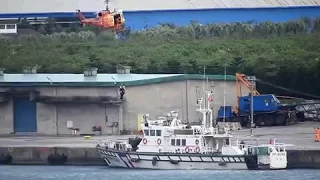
[142,138,147,144]
[157,138,162,145]
[185,147,190,153]
[195,139,199,145]
[195,146,200,153]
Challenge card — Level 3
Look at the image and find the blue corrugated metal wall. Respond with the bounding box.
[125,7,320,30]
[13,96,37,132]
[0,7,319,30]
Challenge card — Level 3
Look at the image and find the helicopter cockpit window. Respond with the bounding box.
[114,14,121,22]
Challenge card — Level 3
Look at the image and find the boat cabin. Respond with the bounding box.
[137,117,236,154]
[245,142,287,156]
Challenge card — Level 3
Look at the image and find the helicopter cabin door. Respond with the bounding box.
[103,14,114,28]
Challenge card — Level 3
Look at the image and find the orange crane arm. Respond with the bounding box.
[234,73,260,114]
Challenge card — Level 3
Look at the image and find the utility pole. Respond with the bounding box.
[247,76,256,137]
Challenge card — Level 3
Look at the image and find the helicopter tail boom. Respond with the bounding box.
[76,9,85,21]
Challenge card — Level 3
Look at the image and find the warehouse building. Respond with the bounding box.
[0,0,319,31]
[0,66,249,135]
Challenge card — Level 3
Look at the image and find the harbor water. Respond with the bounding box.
[0,166,319,180]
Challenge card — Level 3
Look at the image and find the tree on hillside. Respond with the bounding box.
[1,17,320,96]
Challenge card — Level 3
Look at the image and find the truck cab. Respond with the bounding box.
[238,94,281,115]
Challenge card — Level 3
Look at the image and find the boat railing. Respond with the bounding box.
[97,139,133,151]
[243,143,294,149]
[168,146,217,154]
[97,140,107,147]
[201,127,230,136]
[97,139,128,147]
[167,146,188,154]
[233,140,294,156]
[272,142,294,147]
[97,140,112,148]
[202,147,218,153]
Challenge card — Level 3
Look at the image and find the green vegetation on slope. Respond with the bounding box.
[1,18,320,96]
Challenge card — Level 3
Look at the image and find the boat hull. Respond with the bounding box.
[97,148,257,170]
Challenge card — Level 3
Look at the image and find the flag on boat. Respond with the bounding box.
[208,95,213,102]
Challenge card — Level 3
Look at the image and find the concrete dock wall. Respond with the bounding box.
[0,147,104,165]
[287,150,320,169]
[1,146,320,168]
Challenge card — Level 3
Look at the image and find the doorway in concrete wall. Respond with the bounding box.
[13,96,37,133]
[104,105,120,135]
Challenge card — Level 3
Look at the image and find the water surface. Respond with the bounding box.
[0,166,319,180]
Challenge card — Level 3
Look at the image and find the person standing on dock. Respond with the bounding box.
[314,127,319,142]
[119,85,125,100]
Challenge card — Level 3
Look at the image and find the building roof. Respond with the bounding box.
[0,73,235,87]
[110,0,320,11]
[0,0,319,15]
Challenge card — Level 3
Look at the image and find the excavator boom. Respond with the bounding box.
[236,73,260,96]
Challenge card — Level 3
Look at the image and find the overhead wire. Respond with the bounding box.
[256,79,320,99]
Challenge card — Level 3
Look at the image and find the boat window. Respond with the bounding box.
[156,130,161,136]
[144,130,149,136]
[171,139,175,145]
[176,139,181,146]
[6,24,16,29]
[182,139,186,146]
[150,130,155,136]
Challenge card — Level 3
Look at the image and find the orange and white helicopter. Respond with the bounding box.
[76,0,125,33]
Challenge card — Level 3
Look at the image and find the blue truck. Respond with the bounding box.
[217,94,298,126]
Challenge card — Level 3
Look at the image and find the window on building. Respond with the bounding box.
[182,139,186,146]
[171,139,175,145]
[156,130,161,136]
[176,139,181,146]
[150,130,155,136]
[6,25,15,29]
[0,25,5,29]
[144,130,149,136]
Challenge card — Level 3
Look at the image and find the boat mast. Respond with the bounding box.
[211,82,216,127]
[197,65,214,130]
[202,66,206,110]
[202,66,207,128]
[223,66,226,122]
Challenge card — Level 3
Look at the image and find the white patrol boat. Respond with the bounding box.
[96,90,292,170]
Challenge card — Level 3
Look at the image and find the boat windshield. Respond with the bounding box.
[256,147,269,155]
